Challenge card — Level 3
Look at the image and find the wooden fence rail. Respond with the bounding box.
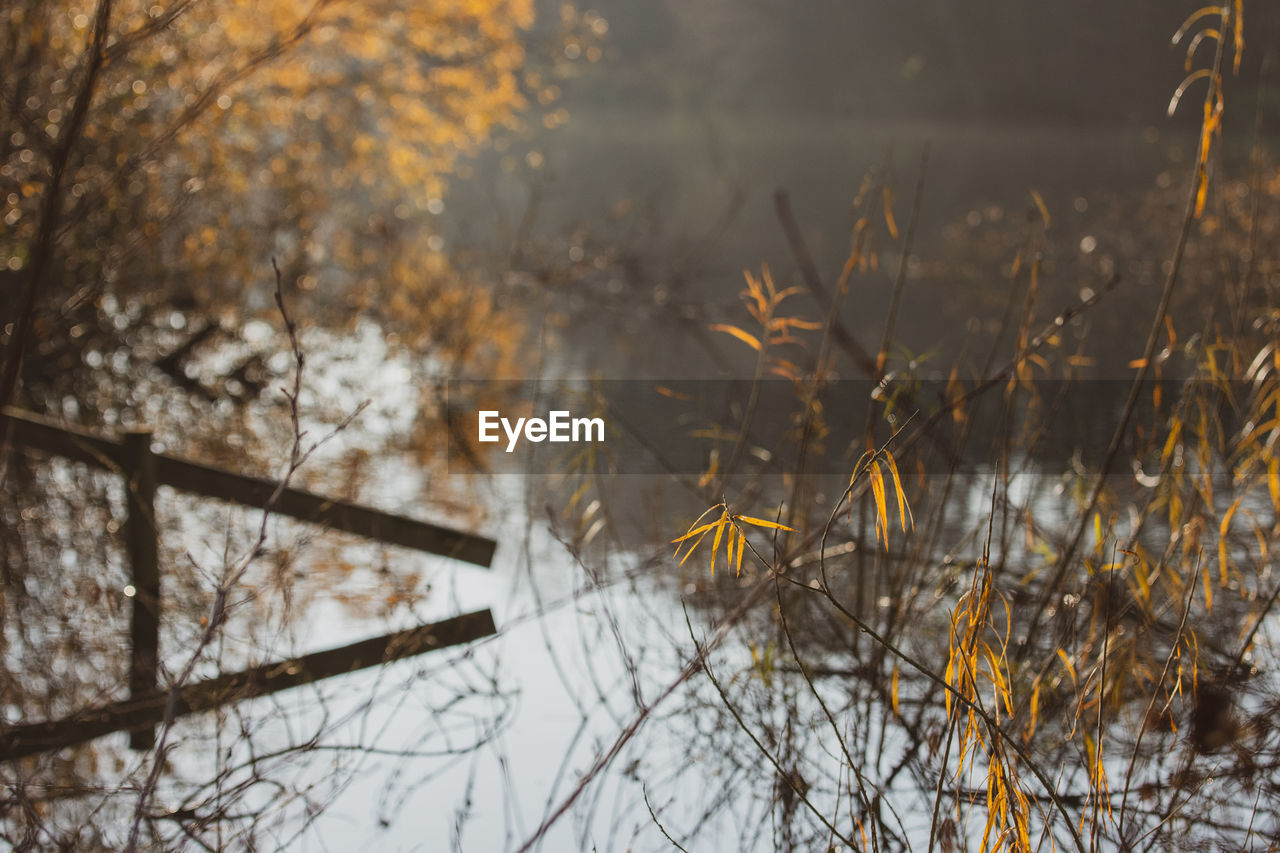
[1,407,499,756]
[0,609,497,761]
[3,407,496,566]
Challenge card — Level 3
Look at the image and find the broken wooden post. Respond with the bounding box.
[0,408,503,761]
[0,609,497,761]
[2,408,497,568]
[122,428,159,750]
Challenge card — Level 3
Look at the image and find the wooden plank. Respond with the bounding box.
[0,609,497,762]
[122,430,160,750]
[154,455,495,566]
[1,407,123,470]
[1,408,496,566]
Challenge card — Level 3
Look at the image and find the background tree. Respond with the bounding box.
[0,0,565,430]
[0,2,582,848]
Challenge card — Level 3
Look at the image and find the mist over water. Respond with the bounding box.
[444,1,1278,379]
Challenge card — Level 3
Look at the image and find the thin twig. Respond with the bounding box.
[124,261,365,850]
[1021,5,1233,655]
[1116,554,1200,844]
[643,785,692,853]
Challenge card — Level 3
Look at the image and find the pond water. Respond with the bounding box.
[8,5,1280,849]
[267,82,1279,847]
[442,106,1197,379]
[186,198,1277,852]
[99,90,1271,850]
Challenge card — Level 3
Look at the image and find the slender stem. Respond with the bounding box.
[1020,6,1231,658]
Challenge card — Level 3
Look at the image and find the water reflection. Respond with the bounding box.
[9,152,1280,849]
[7,1,1280,849]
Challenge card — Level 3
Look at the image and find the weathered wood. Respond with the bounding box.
[154,455,496,566]
[122,430,160,750]
[1,407,495,566]
[0,609,497,762]
[2,407,500,757]
[0,407,123,469]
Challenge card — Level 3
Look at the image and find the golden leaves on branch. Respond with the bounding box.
[850,446,913,552]
[671,505,793,577]
[2,0,548,313]
[709,265,822,381]
[1168,3,1244,217]
[674,446,913,576]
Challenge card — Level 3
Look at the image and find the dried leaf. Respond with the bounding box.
[870,460,888,548]
[1029,188,1051,228]
[1168,68,1213,116]
[709,511,726,576]
[882,186,899,239]
[1219,495,1242,586]
[1172,6,1228,46]
[885,451,912,532]
[734,515,796,532]
[708,323,761,351]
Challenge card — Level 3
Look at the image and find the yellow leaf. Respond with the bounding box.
[676,528,709,567]
[1029,188,1051,228]
[671,520,719,544]
[1243,418,1280,442]
[885,451,912,532]
[734,515,795,532]
[672,505,724,566]
[1027,679,1042,740]
[735,530,746,577]
[1172,6,1228,47]
[947,366,967,425]
[1167,68,1213,117]
[891,664,900,715]
[1219,495,1242,586]
[1232,0,1245,73]
[1134,555,1151,607]
[564,480,591,515]
[708,323,761,351]
[654,385,694,401]
[1018,816,1032,852]
[870,461,888,548]
[768,359,803,381]
[697,453,719,490]
[1057,649,1077,686]
[882,186,899,239]
[1162,420,1183,465]
[710,511,726,576]
[1183,28,1221,71]
[725,522,736,574]
[986,646,1011,716]
[742,269,767,316]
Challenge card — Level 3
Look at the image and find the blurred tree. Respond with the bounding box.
[0,0,556,425]
[0,3,571,848]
